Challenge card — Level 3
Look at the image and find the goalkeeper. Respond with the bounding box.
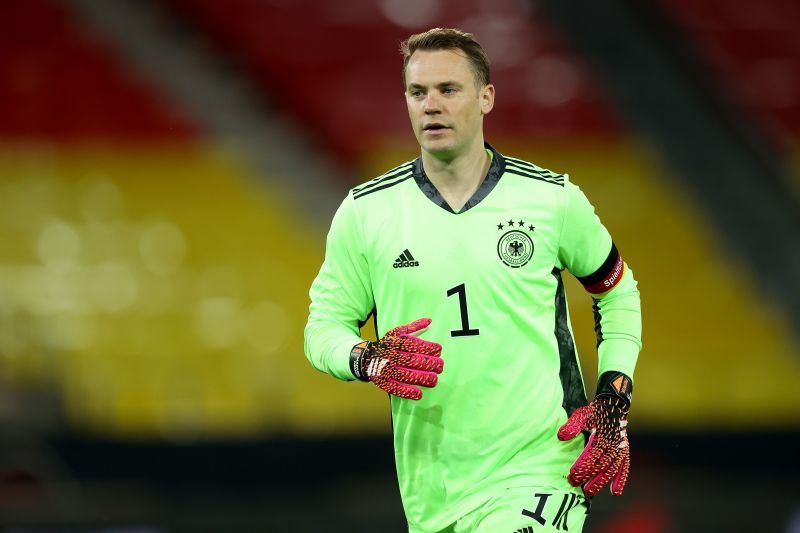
[305,27,642,532]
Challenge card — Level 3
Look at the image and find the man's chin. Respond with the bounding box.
[421,140,457,158]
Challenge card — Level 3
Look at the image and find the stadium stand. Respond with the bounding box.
[0,0,389,440]
[163,0,800,429]
[0,0,196,141]
[162,0,621,166]
[660,0,800,195]
[660,0,800,148]
[1,0,797,442]
[1,0,798,531]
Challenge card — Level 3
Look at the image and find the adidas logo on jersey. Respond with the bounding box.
[393,249,419,268]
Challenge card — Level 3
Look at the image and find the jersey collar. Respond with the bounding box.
[411,142,506,214]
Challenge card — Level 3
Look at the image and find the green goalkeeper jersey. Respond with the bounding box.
[305,143,642,531]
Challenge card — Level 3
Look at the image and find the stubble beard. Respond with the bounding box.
[419,130,460,161]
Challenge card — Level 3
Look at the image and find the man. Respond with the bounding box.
[304,28,641,533]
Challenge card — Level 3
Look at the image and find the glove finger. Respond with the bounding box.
[399,335,442,356]
[373,376,423,400]
[583,452,621,498]
[388,366,439,388]
[585,444,616,486]
[567,433,606,486]
[396,351,444,373]
[610,449,630,496]
[557,406,591,441]
[391,318,432,336]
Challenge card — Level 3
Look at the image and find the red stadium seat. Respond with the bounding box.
[162,0,621,164]
[0,0,197,141]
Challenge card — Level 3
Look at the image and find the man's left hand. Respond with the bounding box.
[557,371,632,497]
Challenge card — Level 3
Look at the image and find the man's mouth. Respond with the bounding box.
[423,123,449,132]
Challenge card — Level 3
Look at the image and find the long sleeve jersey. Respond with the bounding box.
[304,143,642,531]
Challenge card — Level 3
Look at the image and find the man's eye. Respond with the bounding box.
[443,87,457,95]
[411,90,423,97]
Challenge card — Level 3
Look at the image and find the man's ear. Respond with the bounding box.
[480,84,495,115]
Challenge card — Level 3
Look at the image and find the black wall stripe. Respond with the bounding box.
[552,268,588,417]
[353,174,413,199]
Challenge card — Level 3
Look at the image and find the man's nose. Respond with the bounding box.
[424,94,441,113]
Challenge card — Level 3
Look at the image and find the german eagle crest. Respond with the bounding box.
[496,218,535,268]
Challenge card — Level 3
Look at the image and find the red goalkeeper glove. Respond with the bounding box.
[557,371,633,497]
[349,318,443,400]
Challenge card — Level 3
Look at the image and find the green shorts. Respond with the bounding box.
[412,486,589,533]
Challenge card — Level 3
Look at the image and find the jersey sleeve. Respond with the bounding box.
[558,177,642,381]
[304,192,374,381]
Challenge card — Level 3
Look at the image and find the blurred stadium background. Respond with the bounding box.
[0,0,798,531]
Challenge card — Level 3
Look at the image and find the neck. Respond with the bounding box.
[421,136,490,212]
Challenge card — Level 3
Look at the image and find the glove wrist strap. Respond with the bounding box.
[596,370,633,407]
[349,341,373,382]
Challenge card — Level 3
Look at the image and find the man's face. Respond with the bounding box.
[405,49,494,159]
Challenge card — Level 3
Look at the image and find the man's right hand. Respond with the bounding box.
[349,318,443,400]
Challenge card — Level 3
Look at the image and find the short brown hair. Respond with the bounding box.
[400,28,490,88]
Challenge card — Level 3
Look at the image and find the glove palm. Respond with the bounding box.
[350,318,443,400]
